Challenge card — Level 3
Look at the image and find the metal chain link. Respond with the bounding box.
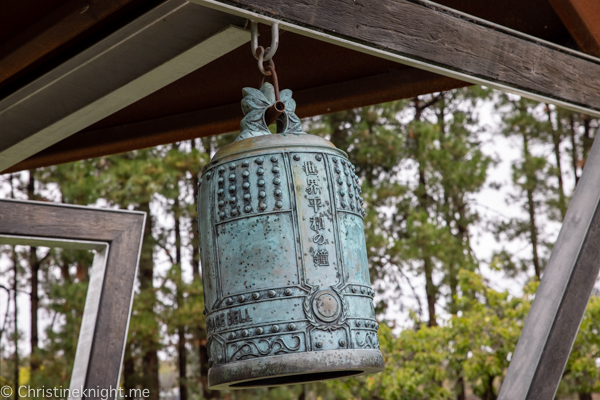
[251,21,279,62]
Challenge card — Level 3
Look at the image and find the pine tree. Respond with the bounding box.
[492,97,553,280]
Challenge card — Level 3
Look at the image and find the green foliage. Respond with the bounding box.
[560,296,600,395]
[325,270,534,400]
[4,88,600,400]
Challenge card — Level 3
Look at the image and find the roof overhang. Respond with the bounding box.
[1,0,599,174]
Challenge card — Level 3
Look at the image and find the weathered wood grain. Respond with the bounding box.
[198,0,600,113]
[83,224,144,395]
[0,200,141,241]
[0,199,145,396]
[498,128,600,398]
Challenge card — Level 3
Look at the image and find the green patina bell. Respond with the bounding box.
[197,83,384,389]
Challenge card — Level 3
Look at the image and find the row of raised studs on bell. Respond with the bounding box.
[340,200,360,211]
[334,159,360,185]
[224,288,294,306]
[292,154,323,162]
[314,339,347,348]
[225,165,280,180]
[334,167,360,187]
[225,163,282,216]
[218,202,283,218]
[333,158,360,182]
[334,162,363,212]
[336,175,361,193]
[338,188,361,200]
[212,156,279,179]
[218,185,283,217]
[227,322,297,340]
[351,286,375,297]
[218,178,281,194]
[332,157,354,168]
[355,320,379,330]
[219,175,285,186]
[338,191,362,210]
[217,156,278,172]
[224,177,281,193]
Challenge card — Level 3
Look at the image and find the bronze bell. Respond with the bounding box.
[197,82,384,389]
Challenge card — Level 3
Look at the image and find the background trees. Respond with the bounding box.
[1,87,599,399]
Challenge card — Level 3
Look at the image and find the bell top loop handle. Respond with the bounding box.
[251,21,279,62]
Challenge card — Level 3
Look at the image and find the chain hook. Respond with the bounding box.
[251,21,279,62]
[251,21,284,127]
[256,47,272,76]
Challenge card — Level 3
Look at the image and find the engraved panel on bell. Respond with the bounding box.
[310,329,348,351]
[217,214,298,296]
[290,152,339,287]
[339,212,371,285]
[227,332,306,362]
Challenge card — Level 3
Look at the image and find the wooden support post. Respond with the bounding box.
[499,133,600,399]
[0,199,146,398]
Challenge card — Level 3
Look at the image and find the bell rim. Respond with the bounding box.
[207,348,384,390]
[211,134,348,165]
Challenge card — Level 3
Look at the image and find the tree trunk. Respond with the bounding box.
[413,96,442,327]
[138,201,159,400]
[419,160,437,327]
[142,351,159,400]
[174,194,188,400]
[456,374,466,400]
[298,385,306,400]
[578,393,592,400]
[581,114,593,163]
[547,107,567,220]
[27,170,41,372]
[177,327,187,400]
[523,136,542,280]
[13,246,19,400]
[123,344,136,396]
[569,114,580,184]
[29,247,40,372]
[194,139,219,399]
[424,258,437,327]
[190,139,201,281]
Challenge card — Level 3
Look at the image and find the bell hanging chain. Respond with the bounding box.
[251,21,279,63]
[250,21,284,126]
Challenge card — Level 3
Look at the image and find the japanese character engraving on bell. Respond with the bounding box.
[197,83,384,389]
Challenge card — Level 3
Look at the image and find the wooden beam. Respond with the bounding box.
[0,0,248,173]
[547,0,600,57]
[499,132,600,399]
[2,68,466,173]
[194,0,600,117]
[0,0,136,88]
[0,199,146,394]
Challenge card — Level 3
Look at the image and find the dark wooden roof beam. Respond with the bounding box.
[547,0,600,57]
[2,68,465,173]
[0,0,248,172]
[194,0,600,116]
